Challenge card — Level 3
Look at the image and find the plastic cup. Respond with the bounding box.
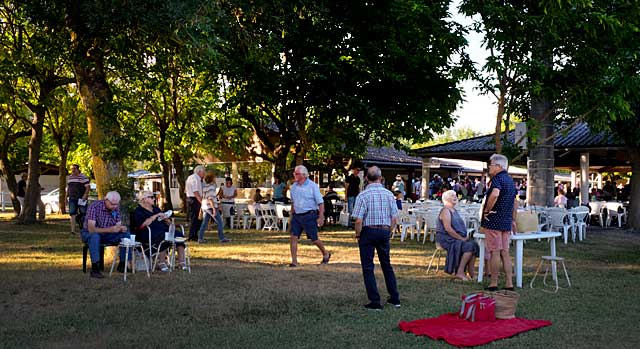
[165,232,171,240]
[130,234,136,243]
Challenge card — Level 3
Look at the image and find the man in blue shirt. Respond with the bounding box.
[481,154,517,291]
[352,166,400,310]
[289,165,331,267]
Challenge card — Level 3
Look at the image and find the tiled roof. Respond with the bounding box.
[414,122,624,156]
[362,146,422,167]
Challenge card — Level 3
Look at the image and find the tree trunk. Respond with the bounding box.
[494,94,505,154]
[527,98,555,207]
[73,59,125,197]
[156,133,173,211]
[0,156,21,216]
[58,153,68,214]
[627,147,640,230]
[19,108,46,224]
[172,152,187,212]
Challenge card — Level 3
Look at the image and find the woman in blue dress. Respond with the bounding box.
[436,190,479,281]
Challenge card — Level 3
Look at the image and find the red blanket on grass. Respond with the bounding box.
[399,313,552,347]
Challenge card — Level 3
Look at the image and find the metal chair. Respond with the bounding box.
[426,242,446,273]
[530,255,571,293]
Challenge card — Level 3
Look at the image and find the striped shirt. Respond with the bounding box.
[66,173,90,199]
[352,183,398,227]
[84,200,121,230]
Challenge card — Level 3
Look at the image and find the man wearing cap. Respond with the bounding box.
[352,166,400,310]
[289,165,331,267]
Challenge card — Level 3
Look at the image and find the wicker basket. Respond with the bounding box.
[490,290,519,319]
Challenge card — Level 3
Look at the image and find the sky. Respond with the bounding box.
[449,1,496,134]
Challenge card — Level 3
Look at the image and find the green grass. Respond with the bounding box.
[0,213,639,348]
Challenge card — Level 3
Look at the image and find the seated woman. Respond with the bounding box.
[436,190,479,281]
[132,191,187,272]
[253,188,265,204]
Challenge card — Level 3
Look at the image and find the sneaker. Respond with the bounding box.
[177,262,188,271]
[364,302,383,311]
[198,239,208,244]
[90,270,104,279]
[220,238,231,243]
[387,298,401,308]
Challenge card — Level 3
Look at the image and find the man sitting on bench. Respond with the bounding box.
[81,191,131,278]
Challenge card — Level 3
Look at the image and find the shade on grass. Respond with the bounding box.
[0,213,639,348]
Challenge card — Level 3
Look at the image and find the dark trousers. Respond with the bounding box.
[358,227,399,305]
[188,197,201,241]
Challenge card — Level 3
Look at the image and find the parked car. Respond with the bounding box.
[41,188,61,214]
[40,184,97,214]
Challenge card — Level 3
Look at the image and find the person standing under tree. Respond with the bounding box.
[288,165,331,267]
[345,168,361,228]
[481,154,517,291]
[185,165,205,241]
[66,165,90,234]
[352,166,401,311]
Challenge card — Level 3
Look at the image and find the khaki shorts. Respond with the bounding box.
[483,228,511,252]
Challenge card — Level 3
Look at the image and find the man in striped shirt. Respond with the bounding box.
[352,166,400,310]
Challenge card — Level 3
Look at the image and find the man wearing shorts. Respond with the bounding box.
[481,154,517,291]
[288,165,331,267]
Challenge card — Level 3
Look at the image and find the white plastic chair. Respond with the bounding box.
[605,202,626,228]
[221,203,236,229]
[395,212,420,242]
[569,206,589,240]
[275,204,290,231]
[420,211,440,244]
[546,208,574,244]
[588,202,607,227]
[257,204,278,231]
[245,204,259,229]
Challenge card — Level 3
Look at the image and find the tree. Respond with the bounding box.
[206,0,470,175]
[460,1,640,225]
[45,86,87,214]
[1,0,74,223]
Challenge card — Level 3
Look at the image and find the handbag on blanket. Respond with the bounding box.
[459,292,496,322]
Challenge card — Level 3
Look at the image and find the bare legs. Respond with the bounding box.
[290,236,329,265]
[455,252,474,280]
[489,248,513,288]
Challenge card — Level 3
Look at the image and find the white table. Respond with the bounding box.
[475,231,561,288]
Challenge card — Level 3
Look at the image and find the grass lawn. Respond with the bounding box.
[1,212,639,348]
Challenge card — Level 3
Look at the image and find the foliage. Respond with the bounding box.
[412,126,483,149]
[191,0,471,173]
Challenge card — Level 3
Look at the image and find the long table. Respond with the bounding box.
[475,231,561,288]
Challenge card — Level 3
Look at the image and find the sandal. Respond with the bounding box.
[157,262,170,273]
